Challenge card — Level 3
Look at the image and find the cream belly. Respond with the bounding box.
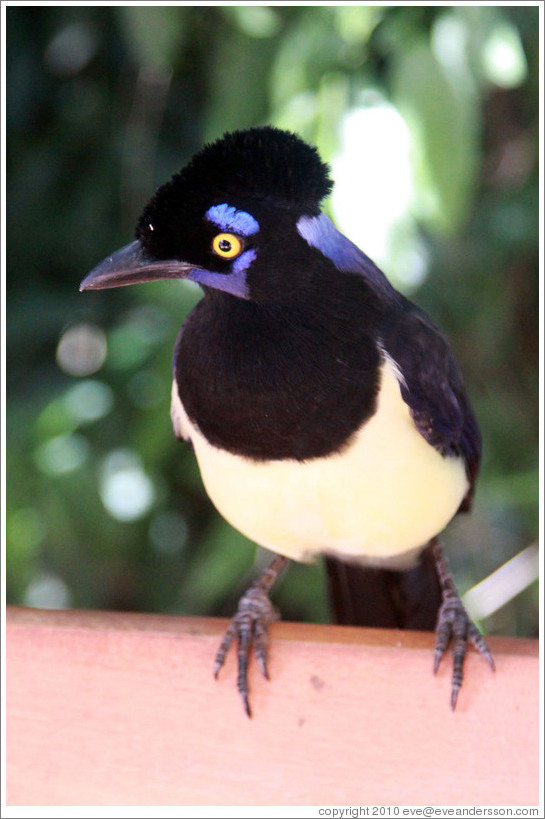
[171,360,468,567]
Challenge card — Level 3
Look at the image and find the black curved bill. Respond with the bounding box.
[79,240,196,291]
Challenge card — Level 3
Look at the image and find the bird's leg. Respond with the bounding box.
[214,554,289,717]
[430,537,495,709]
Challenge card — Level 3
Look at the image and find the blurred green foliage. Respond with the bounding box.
[6,5,539,636]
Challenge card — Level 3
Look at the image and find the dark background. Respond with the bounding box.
[6,5,539,636]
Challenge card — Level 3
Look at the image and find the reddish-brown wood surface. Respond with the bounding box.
[6,605,539,807]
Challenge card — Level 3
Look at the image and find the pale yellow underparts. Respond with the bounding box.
[171,359,468,568]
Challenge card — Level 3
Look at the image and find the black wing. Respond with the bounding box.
[326,293,480,631]
[380,296,481,512]
[330,231,481,509]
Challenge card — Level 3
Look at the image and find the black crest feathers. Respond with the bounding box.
[137,127,333,247]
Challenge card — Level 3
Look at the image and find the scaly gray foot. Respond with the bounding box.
[431,538,494,709]
[214,554,288,716]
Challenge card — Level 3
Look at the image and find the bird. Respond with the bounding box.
[80,125,494,716]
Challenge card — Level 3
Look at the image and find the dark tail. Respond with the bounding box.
[325,540,442,631]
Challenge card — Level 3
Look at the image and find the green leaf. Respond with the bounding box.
[391,38,480,235]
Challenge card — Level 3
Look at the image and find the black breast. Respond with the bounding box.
[174,278,382,461]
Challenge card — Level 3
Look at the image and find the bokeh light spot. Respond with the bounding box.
[44,22,98,77]
[99,449,156,522]
[56,323,107,377]
[24,571,73,609]
[63,380,114,424]
[482,22,527,89]
[35,433,90,476]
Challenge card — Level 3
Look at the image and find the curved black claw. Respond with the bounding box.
[214,555,287,717]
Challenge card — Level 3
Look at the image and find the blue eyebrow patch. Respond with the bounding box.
[205,203,259,236]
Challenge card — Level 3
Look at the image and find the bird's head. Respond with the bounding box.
[80,127,342,303]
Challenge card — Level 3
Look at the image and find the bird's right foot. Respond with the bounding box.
[214,554,288,717]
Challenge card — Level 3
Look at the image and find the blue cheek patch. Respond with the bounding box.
[232,248,257,275]
[189,268,250,300]
[188,249,257,300]
[205,203,259,236]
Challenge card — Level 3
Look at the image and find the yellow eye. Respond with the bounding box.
[212,233,243,259]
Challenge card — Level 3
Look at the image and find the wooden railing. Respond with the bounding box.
[6,606,539,806]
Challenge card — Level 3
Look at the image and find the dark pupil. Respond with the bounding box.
[219,238,232,253]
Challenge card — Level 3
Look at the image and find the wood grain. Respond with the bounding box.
[6,606,539,806]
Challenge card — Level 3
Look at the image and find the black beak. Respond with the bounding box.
[79,240,196,292]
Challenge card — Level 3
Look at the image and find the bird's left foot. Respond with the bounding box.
[431,539,495,709]
[214,554,288,717]
[434,590,495,709]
